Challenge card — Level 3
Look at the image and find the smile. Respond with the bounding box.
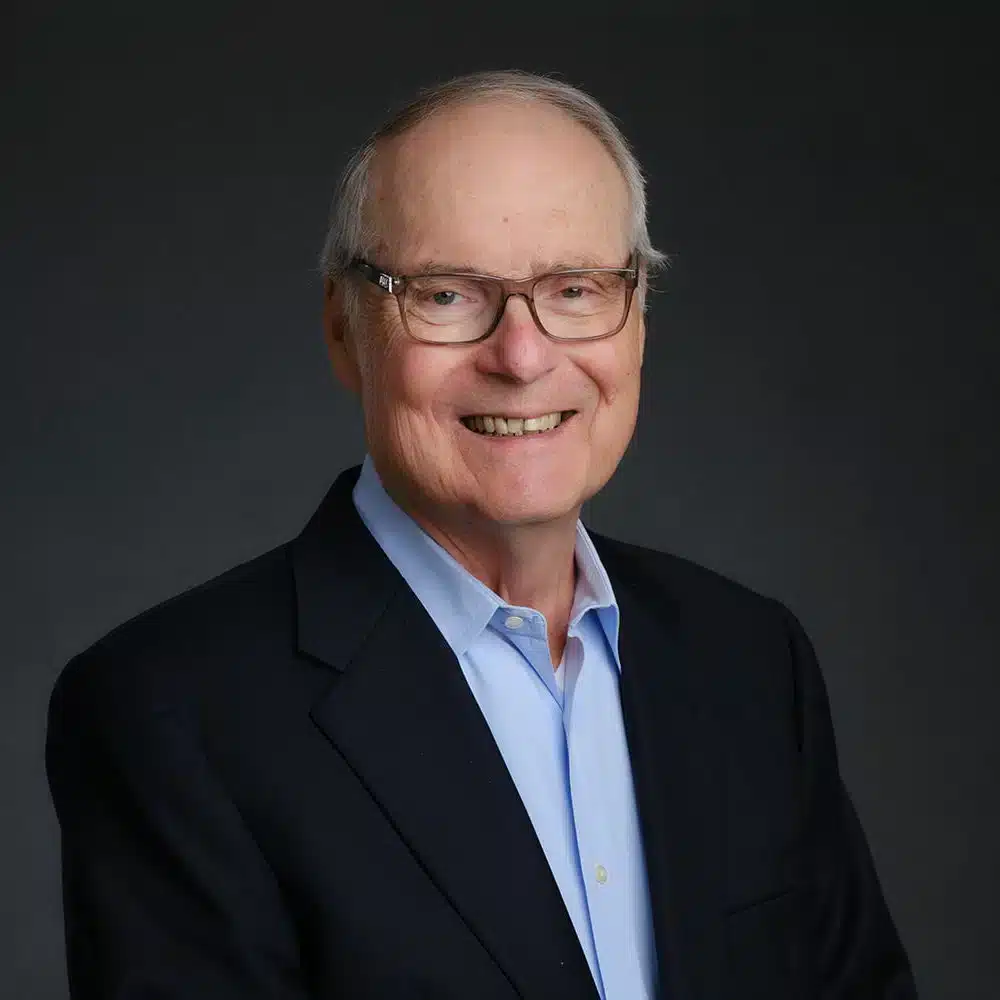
[461,410,576,437]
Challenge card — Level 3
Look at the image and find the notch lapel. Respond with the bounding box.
[292,469,598,1000]
[596,536,728,1000]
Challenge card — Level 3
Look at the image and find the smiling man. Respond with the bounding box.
[47,72,917,999]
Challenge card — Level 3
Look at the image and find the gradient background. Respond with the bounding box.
[5,9,998,998]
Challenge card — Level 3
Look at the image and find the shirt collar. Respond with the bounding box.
[352,455,621,667]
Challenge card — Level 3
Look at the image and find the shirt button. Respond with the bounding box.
[595,864,609,884]
[504,615,524,629]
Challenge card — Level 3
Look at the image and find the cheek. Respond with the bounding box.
[358,333,457,435]
[584,336,644,409]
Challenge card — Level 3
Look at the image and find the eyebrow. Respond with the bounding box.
[403,254,628,277]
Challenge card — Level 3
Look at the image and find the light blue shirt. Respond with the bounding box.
[353,456,657,1000]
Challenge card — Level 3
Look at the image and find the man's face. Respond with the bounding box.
[328,98,645,529]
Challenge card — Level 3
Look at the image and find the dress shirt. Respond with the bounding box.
[353,455,657,1000]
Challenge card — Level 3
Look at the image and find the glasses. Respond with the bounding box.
[350,255,640,345]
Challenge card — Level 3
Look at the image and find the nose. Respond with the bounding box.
[475,293,558,383]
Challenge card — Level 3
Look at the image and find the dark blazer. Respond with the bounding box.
[47,465,917,999]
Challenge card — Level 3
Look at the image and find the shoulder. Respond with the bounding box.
[590,529,791,625]
[591,530,821,717]
[48,543,296,730]
[590,530,810,689]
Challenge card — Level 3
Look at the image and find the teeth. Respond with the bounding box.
[463,411,570,437]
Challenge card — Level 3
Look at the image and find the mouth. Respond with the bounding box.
[460,410,577,437]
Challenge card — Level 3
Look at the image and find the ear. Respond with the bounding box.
[322,277,363,395]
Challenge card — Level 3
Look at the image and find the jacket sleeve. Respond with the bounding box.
[46,648,311,1000]
[782,605,920,998]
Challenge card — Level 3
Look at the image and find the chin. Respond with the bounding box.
[470,479,585,527]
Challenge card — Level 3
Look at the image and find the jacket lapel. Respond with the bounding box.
[596,535,727,1000]
[292,468,598,999]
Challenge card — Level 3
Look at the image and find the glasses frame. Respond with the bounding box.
[349,254,640,345]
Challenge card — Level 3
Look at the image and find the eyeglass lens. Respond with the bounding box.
[403,271,631,343]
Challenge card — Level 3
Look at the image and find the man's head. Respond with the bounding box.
[321,71,666,533]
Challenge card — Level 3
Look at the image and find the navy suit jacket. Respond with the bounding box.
[47,465,917,998]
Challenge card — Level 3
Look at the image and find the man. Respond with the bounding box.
[46,71,917,999]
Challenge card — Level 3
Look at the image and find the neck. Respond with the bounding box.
[399,498,579,670]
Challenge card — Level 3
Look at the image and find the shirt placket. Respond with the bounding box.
[564,619,652,1000]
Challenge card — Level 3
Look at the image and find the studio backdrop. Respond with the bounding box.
[4,10,998,999]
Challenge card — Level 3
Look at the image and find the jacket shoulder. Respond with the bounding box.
[590,529,787,622]
[49,543,295,725]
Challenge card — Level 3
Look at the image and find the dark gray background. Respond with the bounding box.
[5,9,998,998]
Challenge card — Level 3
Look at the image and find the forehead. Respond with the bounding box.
[368,98,631,275]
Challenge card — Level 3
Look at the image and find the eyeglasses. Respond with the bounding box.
[349,255,640,345]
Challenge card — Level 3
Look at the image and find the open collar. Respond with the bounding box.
[352,454,621,666]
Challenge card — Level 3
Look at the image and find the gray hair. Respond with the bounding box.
[319,70,669,327]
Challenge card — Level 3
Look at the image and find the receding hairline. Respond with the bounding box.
[364,94,632,237]
[375,87,624,156]
[375,71,624,138]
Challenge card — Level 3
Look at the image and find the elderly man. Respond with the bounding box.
[47,71,916,999]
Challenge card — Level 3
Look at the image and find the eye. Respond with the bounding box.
[411,277,486,308]
[545,277,605,302]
